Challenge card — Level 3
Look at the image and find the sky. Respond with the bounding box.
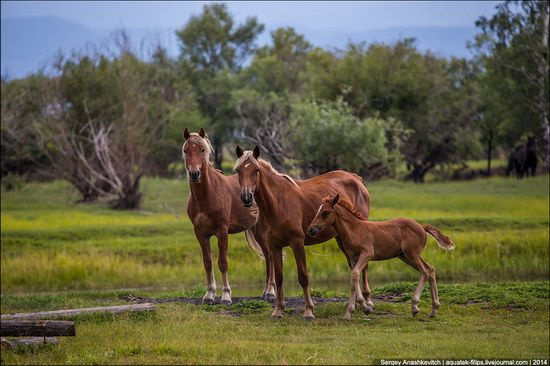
[1,1,499,32]
[1,1,501,79]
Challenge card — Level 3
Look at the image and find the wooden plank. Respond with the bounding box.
[0,303,156,320]
[1,320,75,337]
[1,336,57,350]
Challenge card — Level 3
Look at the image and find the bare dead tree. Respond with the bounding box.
[235,99,291,171]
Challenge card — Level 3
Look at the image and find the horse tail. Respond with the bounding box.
[423,225,455,251]
[244,229,265,259]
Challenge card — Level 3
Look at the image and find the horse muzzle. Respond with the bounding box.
[240,192,254,207]
[189,170,201,183]
[308,226,320,237]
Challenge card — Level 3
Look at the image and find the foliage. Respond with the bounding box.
[176,3,264,167]
[289,99,390,176]
[472,0,549,168]
[1,1,549,189]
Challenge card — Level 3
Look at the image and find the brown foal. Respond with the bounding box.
[234,146,371,319]
[183,129,274,305]
[308,194,455,320]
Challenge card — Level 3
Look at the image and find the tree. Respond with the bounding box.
[232,27,312,170]
[289,99,391,177]
[473,0,549,170]
[176,3,264,168]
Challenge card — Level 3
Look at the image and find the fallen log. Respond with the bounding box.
[1,336,57,350]
[1,320,75,337]
[1,303,156,320]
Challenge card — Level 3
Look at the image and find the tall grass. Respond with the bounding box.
[1,175,548,294]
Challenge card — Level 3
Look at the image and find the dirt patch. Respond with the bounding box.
[120,293,408,309]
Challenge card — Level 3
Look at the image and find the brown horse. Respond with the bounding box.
[234,146,371,319]
[183,129,275,305]
[308,194,455,320]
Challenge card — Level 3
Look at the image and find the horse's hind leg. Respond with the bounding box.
[290,241,315,320]
[216,230,232,305]
[420,257,440,317]
[195,229,216,305]
[398,254,429,317]
[271,246,286,318]
[361,265,374,313]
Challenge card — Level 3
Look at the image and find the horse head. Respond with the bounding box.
[182,127,212,183]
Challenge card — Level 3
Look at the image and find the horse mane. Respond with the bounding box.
[182,133,215,163]
[234,151,298,187]
[323,196,367,221]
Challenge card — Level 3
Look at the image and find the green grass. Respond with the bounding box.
[1,175,548,294]
[1,174,548,363]
[1,282,548,364]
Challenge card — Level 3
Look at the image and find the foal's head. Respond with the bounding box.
[182,128,213,183]
[307,194,340,237]
[234,145,261,207]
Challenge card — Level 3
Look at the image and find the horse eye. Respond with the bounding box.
[202,149,205,152]
[322,211,330,218]
[183,150,187,154]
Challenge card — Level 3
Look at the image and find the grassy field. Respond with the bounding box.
[1,174,549,363]
[1,175,548,294]
[0,282,548,364]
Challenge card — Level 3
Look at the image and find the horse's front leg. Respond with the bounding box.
[195,228,216,305]
[216,229,232,305]
[290,240,315,320]
[345,253,370,320]
[271,245,285,318]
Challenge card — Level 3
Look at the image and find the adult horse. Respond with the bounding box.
[507,136,538,178]
[234,146,371,319]
[183,129,275,305]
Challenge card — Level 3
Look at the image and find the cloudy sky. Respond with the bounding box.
[1,1,499,31]
[1,1,500,78]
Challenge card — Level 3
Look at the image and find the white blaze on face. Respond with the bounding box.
[315,204,324,219]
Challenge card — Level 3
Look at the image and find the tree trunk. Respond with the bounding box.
[487,132,493,176]
[212,134,223,170]
[539,1,549,172]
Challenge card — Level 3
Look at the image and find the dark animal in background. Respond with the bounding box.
[507,136,538,178]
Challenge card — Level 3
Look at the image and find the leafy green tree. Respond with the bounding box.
[289,99,391,177]
[176,3,264,168]
[473,0,549,169]
[232,27,312,169]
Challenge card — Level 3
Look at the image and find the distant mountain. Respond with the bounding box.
[1,16,478,79]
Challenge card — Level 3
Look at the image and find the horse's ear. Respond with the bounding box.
[183,128,191,141]
[253,145,260,159]
[199,128,206,138]
[236,145,244,158]
[330,194,340,206]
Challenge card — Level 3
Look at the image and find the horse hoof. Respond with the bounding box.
[271,313,283,319]
[429,312,437,318]
[343,314,352,320]
[365,304,374,314]
[303,314,315,321]
[264,293,276,301]
[412,310,419,317]
[202,298,214,305]
[221,299,232,306]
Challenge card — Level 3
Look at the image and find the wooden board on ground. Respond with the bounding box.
[1,336,58,350]
[1,320,75,337]
[0,303,156,320]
